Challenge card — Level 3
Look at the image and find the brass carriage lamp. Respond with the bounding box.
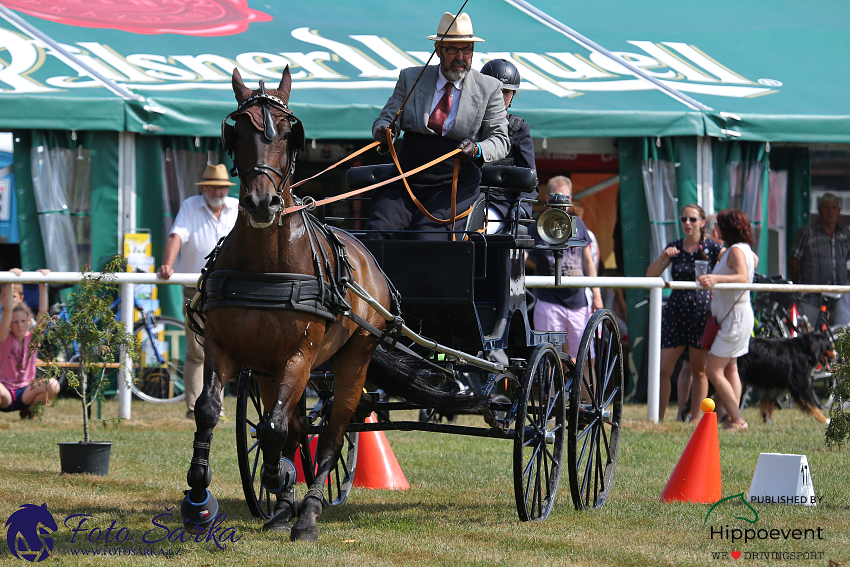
[536,193,577,287]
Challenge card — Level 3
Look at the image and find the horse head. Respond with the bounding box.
[225,66,305,228]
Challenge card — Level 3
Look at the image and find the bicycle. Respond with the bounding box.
[751,273,810,338]
[49,292,186,403]
[805,296,841,411]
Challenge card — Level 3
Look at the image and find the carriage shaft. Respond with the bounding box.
[343,279,506,373]
[306,420,516,439]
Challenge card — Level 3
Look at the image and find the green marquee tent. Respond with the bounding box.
[2,0,849,140]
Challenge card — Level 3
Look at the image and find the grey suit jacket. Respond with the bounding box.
[373,66,510,167]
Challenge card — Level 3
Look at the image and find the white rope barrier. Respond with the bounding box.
[8,272,850,422]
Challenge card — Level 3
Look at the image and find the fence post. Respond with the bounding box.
[647,285,663,422]
[119,282,134,419]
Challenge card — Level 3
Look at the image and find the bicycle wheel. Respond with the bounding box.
[131,316,186,403]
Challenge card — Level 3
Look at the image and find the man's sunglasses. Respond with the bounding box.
[680,216,699,224]
[440,46,474,55]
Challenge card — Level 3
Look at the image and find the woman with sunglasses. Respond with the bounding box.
[646,204,722,421]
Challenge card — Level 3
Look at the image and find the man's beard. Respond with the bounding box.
[204,194,225,209]
[441,61,469,82]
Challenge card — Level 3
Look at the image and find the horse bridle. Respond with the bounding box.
[221,80,305,222]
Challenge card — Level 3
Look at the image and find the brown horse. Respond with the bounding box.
[182,66,483,541]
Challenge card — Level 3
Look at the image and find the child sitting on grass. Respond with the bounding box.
[0,270,58,419]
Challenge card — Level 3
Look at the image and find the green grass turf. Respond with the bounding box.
[0,398,847,566]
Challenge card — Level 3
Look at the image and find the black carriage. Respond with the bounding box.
[235,164,624,522]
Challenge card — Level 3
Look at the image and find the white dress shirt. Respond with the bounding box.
[429,72,464,136]
[169,195,239,273]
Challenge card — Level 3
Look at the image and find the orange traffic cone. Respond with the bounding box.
[353,413,410,490]
[660,399,721,503]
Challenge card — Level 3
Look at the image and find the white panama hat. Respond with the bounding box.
[426,12,485,42]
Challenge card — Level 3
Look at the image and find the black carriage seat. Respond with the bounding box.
[345,164,538,192]
[466,166,538,235]
[346,164,536,243]
[345,164,396,190]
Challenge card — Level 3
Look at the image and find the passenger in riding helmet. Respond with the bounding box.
[479,59,538,227]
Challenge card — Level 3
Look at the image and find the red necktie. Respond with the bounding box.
[427,83,453,135]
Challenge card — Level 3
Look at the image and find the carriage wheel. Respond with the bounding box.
[512,343,566,522]
[300,382,359,507]
[236,370,278,519]
[568,309,624,511]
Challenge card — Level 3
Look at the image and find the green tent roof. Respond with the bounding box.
[1,0,848,141]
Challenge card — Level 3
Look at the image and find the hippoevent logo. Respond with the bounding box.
[704,493,827,561]
[5,504,57,563]
[5,504,241,560]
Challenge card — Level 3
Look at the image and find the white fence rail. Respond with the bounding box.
[6,272,850,422]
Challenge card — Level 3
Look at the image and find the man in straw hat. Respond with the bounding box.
[157,163,239,418]
[369,11,509,240]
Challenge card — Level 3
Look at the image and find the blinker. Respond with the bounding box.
[258,79,278,141]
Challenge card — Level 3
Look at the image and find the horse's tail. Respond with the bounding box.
[367,347,489,413]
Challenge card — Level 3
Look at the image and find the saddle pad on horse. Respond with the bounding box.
[203,270,338,321]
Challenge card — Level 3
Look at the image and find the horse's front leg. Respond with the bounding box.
[260,357,309,533]
[261,411,302,533]
[291,342,372,542]
[182,344,234,531]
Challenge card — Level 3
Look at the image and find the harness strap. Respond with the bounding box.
[386,134,472,232]
[343,307,451,377]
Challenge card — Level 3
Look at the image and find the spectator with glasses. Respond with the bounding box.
[646,204,723,421]
[369,12,509,240]
[789,192,850,326]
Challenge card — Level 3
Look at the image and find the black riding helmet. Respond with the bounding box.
[480,59,521,91]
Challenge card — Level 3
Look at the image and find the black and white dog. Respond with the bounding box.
[737,332,835,424]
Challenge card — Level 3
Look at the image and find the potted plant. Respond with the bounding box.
[33,257,140,475]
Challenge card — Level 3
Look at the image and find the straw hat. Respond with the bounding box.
[195,163,235,186]
[426,12,485,42]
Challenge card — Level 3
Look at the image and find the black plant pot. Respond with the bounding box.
[58,441,114,475]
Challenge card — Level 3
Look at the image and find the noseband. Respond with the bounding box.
[222,80,301,226]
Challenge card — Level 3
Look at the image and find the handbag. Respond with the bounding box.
[700,316,721,349]
[700,290,747,350]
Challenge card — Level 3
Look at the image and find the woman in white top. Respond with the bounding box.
[697,209,756,431]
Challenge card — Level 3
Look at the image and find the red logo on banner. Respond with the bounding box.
[3,0,272,36]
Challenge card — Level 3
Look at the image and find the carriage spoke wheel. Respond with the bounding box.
[568,309,623,511]
[300,379,358,507]
[513,343,566,522]
[236,370,278,519]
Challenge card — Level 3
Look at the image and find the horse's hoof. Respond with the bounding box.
[180,489,218,528]
[290,525,319,542]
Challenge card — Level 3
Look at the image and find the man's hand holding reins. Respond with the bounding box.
[458,139,478,162]
[375,125,390,145]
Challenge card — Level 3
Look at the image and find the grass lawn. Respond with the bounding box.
[0,397,847,566]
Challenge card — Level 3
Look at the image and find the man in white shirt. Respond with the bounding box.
[157,163,239,419]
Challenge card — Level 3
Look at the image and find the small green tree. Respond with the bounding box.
[32,258,140,443]
[826,331,850,448]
